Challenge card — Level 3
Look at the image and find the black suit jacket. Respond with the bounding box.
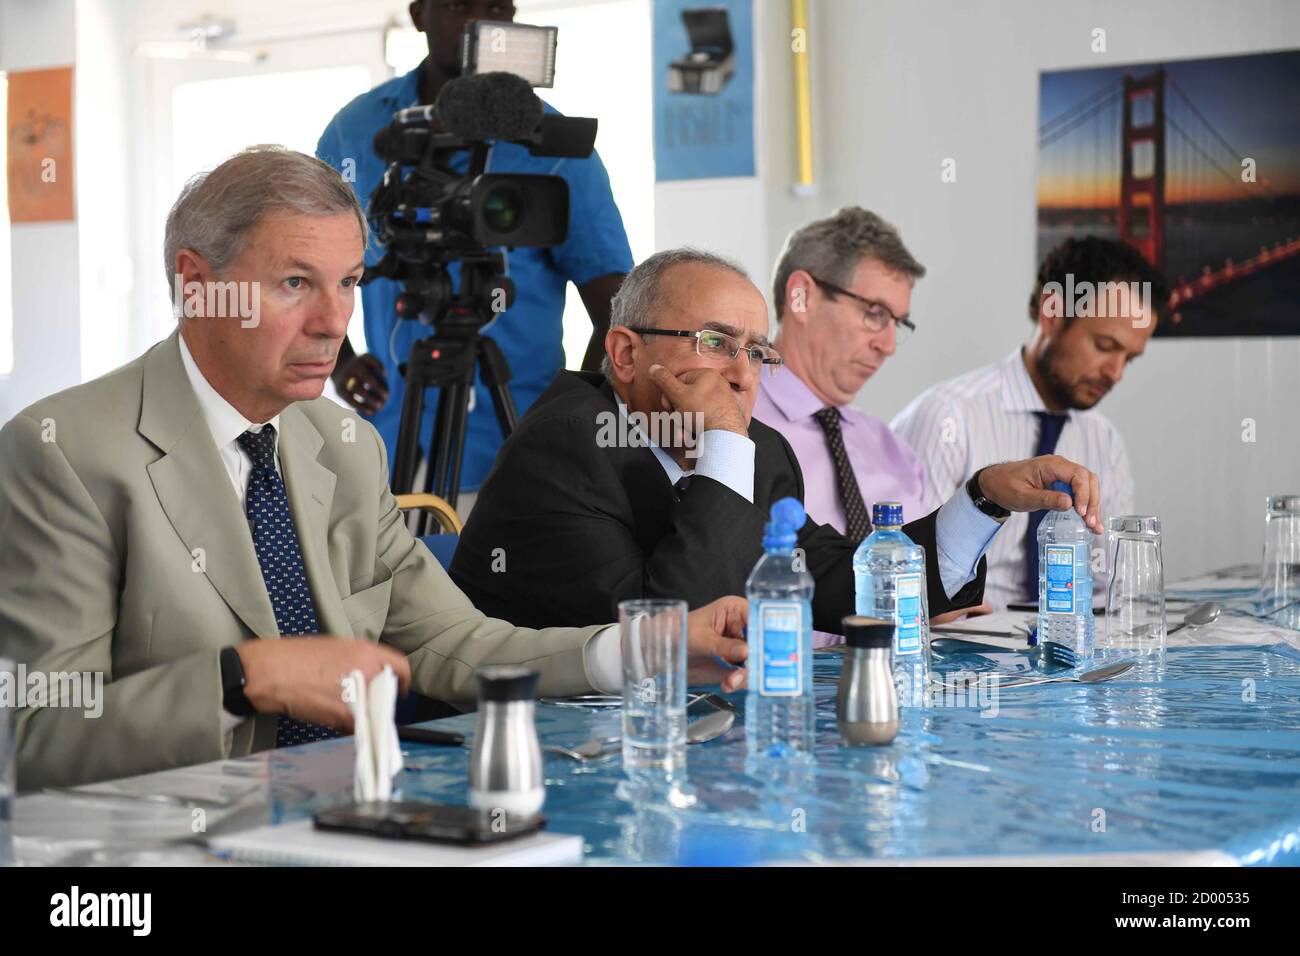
[450,371,985,631]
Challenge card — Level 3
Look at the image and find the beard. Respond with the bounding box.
[1035,344,1108,411]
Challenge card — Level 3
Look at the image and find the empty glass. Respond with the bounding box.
[1,658,13,867]
[1261,495,1300,629]
[1103,516,1167,660]
[618,600,691,801]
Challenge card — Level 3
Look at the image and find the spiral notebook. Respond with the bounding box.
[208,819,583,867]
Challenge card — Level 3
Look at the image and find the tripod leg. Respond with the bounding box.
[477,336,519,436]
[428,380,471,512]
[391,347,429,495]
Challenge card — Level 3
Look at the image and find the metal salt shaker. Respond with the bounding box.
[468,664,545,816]
[837,616,899,745]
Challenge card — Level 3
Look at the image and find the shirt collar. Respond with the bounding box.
[761,363,848,424]
[178,332,281,451]
[1000,346,1062,417]
[614,393,690,484]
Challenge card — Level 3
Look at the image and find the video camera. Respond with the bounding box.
[361,21,598,506]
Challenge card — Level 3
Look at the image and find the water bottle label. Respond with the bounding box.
[1044,545,1076,613]
[757,601,803,697]
[894,573,923,655]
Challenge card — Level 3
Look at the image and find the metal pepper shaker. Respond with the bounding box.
[837,616,899,745]
[468,664,545,816]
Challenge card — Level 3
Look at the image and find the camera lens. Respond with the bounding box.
[482,185,523,234]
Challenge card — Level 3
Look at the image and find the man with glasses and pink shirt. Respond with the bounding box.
[755,208,928,537]
[449,247,1104,645]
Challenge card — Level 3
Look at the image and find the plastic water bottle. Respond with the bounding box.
[853,502,930,707]
[745,497,816,761]
[1037,480,1095,663]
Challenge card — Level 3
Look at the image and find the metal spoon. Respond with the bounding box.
[543,735,621,760]
[1166,601,1221,635]
[994,659,1135,688]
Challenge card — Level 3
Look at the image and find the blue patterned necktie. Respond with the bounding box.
[1024,412,1070,600]
[237,426,338,747]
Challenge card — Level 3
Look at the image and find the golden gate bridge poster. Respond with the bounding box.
[1037,48,1300,337]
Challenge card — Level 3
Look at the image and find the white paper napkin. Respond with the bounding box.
[347,665,403,802]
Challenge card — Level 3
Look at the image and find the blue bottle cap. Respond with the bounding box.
[763,497,806,549]
[1051,480,1073,497]
[871,501,904,526]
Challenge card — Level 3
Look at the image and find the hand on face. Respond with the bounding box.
[647,363,749,436]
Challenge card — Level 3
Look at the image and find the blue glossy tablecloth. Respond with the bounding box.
[245,643,1300,866]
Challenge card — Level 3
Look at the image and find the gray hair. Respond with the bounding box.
[602,247,750,377]
[163,144,366,288]
[770,206,925,321]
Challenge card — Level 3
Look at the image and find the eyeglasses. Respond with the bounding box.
[633,327,784,376]
[807,274,916,345]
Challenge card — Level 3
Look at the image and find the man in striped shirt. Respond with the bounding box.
[892,237,1169,610]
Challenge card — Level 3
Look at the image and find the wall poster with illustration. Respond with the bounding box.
[1037,49,1300,337]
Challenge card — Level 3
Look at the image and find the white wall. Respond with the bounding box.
[0,0,81,419]
[76,0,133,382]
[753,0,1300,580]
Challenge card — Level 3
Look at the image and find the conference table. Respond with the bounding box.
[12,564,1300,866]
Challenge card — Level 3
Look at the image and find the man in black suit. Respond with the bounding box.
[450,249,1104,634]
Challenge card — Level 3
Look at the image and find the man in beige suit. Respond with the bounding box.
[0,146,748,791]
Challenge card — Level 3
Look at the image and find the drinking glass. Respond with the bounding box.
[1103,516,1167,660]
[618,600,690,798]
[1261,495,1300,629]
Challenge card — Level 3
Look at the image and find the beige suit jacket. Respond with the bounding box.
[0,332,603,790]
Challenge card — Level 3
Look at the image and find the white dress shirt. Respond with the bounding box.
[891,347,1135,610]
[178,334,283,501]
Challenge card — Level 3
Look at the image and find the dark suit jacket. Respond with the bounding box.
[450,371,985,631]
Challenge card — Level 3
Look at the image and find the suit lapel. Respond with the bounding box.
[277,405,348,637]
[591,377,679,547]
[141,333,280,639]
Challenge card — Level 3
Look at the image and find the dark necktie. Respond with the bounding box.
[673,475,691,499]
[237,427,337,748]
[1023,411,1070,599]
[813,406,872,541]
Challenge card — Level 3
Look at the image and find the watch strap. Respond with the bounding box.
[220,646,256,718]
[966,467,1011,519]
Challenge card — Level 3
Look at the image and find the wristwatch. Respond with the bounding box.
[220,646,256,717]
[966,467,1011,520]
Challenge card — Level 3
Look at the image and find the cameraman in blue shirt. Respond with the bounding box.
[317,0,633,497]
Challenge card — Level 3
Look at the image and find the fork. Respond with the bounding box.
[1037,640,1078,669]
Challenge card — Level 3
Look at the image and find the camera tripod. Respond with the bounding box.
[388,254,519,515]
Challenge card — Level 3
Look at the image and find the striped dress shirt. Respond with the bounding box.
[890,347,1134,610]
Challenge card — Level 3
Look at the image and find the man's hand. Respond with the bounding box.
[648,364,748,437]
[977,455,1104,533]
[237,637,412,731]
[332,352,389,415]
[686,595,749,692]
[931,602,993,626]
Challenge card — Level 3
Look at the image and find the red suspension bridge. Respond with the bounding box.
[1038,66,1300,318]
